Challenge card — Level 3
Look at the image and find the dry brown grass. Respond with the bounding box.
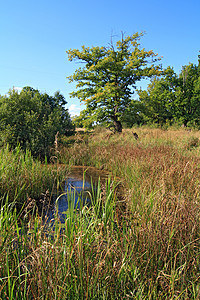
[2,127,199,299]
[60,127,200,296]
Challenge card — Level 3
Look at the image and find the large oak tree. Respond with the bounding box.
[67,32,162,132]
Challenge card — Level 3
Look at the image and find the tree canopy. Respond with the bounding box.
[138,54,200,127]
[67,32,162,132]
[175,59,200,126]
[0,87,73,158]
[138,67,177,125]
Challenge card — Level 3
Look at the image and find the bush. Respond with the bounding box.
[0,87,73,158]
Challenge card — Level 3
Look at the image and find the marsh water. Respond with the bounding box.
[47,166,109,223]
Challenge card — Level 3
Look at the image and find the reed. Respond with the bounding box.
[58,127,200,298]
[1,128,200,299]
[0,177,123,299]
[0,145,68,206]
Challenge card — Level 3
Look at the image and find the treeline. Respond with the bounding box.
[0,87,73,158]
[1,34,199,161]
[122,54,200,128]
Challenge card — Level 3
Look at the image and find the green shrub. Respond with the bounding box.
[0,87,73,158]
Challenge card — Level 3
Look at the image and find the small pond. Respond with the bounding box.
[46,166,109,223]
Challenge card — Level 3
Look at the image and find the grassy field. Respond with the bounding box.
[1,128,200,299]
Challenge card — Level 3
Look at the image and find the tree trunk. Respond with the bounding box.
[113,119,122,133]
[113,104,122,133]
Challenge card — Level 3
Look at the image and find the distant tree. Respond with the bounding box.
[0,87,73,158]
[137,54,200,128]
[121,99,144,128]
[174,56,200,127]
[71,115,82,128]
[138,67,177,126]
[67,32,162,133]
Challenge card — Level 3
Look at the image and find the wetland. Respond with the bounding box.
[1,128,200,299]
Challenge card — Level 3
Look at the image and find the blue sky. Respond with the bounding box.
[1,0,200,116]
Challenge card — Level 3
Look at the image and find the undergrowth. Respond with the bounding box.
[0,145,68,207]
[1,128,200,299]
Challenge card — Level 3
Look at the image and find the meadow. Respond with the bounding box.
[0,127,200,299]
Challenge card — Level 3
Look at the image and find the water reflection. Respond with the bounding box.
[47,166,109,223]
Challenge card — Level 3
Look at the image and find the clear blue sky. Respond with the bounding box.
[1,0,199,116]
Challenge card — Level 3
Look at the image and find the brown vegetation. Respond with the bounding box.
[1,127,200,299]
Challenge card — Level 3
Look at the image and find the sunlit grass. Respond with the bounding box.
[58,127,200,298]
[1,128,200,299]
[0,145,69,207]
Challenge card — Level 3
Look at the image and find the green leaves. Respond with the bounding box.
[138,67,177,125]
[67,32,162,132]
[137,56,200,128]
[0,87,73,158]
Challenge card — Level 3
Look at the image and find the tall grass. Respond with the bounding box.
[58,127,200,298]
[1,128,200,299]
[0,145,68,206]
[0,177,124,299]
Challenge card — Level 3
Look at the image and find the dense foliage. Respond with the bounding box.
[137,67,177,126]
[69,43,200,130]
[0,87,73,158]
[67,32,162,132]
[134,54,200,128]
